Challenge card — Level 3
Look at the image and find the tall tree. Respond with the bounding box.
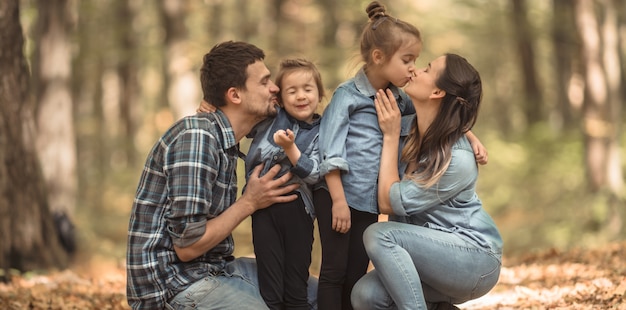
[73,0,107,213]
[551,0,579,130]
[575,0,624,235]
[510,0,543,126]
[30,0,78,253]
[115,0,140,166]
[0,0,69,277]
[160,0,198,119]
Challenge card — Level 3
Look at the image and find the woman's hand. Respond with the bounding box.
[196,100,217,113]
[374,89,401,138]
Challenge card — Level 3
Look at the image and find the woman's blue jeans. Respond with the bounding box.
[351,222,501,310]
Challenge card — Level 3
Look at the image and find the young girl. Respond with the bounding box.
[199,58,324,310]
[316,2,487,309]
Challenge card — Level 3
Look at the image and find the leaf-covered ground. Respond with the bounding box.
[1,242,625,309]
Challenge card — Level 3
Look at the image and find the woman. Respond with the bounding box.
[350,54,503,310]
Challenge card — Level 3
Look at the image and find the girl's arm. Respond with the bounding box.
[374,89,402,215]
[465,131,488,165]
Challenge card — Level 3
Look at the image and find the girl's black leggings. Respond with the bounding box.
[313,188,378,310]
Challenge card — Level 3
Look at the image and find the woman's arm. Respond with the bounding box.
[374,89,402,215]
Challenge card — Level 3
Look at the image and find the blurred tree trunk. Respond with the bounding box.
[0,0,69,278]
[318,0,342,89]
[575,0,624,235]
[160,0,198,119]
[510,0,543,126]
[115,0,139,166]
[268,0,287,54]
[208,0,224,41]
[73,0,107,213]
[551,0,579,130]
[235,0,254,40]
[31,0,78,253]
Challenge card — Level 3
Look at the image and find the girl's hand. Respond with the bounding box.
[273,129,295,149]
[374,89,401,137]
[332,200,351,233]
[197,100,217,113]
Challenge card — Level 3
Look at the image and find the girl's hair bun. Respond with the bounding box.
[366,1,386,21]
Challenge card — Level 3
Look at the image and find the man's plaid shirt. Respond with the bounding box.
[126,110,240,309]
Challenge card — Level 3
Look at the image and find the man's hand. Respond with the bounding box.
[241,163,299,212]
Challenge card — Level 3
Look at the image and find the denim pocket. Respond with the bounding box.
[168,277,221,309]
[471,256,501,299]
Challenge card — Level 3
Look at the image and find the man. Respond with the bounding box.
[127,41,313,309]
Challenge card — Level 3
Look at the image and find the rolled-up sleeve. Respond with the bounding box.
[292,135,322,184]
[163,128,217,247]
[319,88,352,175]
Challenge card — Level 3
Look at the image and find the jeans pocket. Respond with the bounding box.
[168,277,221,309]
[471,257,501,299]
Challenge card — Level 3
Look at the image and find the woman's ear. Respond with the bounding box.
[430,88,446,100]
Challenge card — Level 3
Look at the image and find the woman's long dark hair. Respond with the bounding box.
[401,53,482,187]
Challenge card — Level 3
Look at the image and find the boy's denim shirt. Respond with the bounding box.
[245,107,321,218]
[391,120,503,256]
[319,67,414,214]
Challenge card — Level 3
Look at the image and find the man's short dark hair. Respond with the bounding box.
[200,41,265,107]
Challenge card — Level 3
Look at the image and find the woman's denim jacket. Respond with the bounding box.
[390,116,503,256]
[245,107,321,218]
[319,67,414,214]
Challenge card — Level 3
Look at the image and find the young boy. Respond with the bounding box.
[199,58,325,310]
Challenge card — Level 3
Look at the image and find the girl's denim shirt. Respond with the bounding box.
[390,121,503,256]
[319,67,413,214]
[245,107,321,218]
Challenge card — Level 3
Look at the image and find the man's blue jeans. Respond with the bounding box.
[351,222,501,310]
[167,257,318,310]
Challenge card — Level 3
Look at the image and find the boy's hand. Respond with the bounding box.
[273,129,295,149]
[197,100,217,113]
[472,141,488,165]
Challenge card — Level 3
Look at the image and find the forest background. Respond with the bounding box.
[0,0,625,294]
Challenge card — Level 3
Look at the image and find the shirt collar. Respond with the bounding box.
[213,109,238,150]
[283,108,321,129]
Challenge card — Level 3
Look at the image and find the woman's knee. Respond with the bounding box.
[362,222,391,253]
[350,276,372,309]
[351,271,391,310]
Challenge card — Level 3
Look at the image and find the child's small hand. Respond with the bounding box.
[273,129,295,149]
[196,100,217,113]
[472,142,488,165]
[332,200,351,234]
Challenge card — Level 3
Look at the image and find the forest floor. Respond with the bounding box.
[0,242,625,309]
